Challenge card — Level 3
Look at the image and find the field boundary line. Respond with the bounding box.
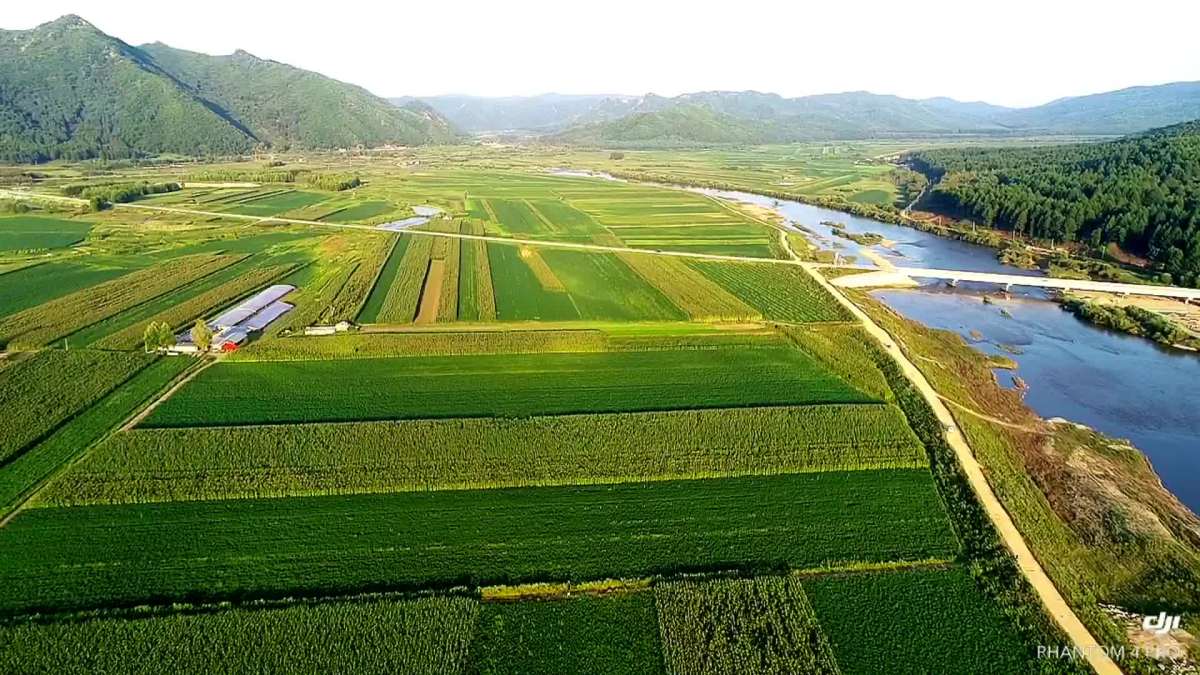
[121,356,217,432]
[0,356,208,529]
[0,189,811,267]
[800,262,1122,675]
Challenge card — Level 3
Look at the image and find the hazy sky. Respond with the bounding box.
[6,1,1199,107]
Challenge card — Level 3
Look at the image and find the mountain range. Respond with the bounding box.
[406,84,1200,145]
[0,15,457,162]
[4,15,1200,160]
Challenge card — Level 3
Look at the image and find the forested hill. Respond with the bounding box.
[908,120,1200,285]
[138,44,458,150]
[550,105,778,146]
[0,16,456,162]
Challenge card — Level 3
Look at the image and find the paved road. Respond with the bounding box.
[803,265,1122,675]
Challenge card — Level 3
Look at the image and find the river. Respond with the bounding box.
[695,188,1200,514]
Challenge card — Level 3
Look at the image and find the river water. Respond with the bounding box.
[696,188,1200,513]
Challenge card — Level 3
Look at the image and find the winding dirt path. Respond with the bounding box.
[800,262,1122,675]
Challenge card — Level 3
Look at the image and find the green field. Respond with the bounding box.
[46,404,925,504]
[321,200,395,222]
[0,350,153,464]
[1,470,957,614]
[487,243,580,320]
[356,235,409,322]
[222,190,327,216]
[655,577,839,674]
[141,344,876,426]
[0,596,477,675]
[0,215,92,251]
[805,566,1030,674]
[468,594,663,674]
[0,262,128,319]
[0,357,189,514]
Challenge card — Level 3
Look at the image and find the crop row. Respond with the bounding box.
[231,329,609,361]
[44,404,925,505]
[0,254,240,348]
[1,596,477,675]
[688,261,852,323]
[456,220,497,321]
[0,357,189,515]
[656,577,839,675]
[96,265,295,350]
[0,350,153,464]
[377,235,435,322]
[435,233,462,321]
[277,262,356,332]
[0,470,958,615]
[140,346,873,427]
[615,249,759,321]
[319,235,395,323]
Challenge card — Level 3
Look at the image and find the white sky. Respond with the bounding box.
[5,0,1199,108]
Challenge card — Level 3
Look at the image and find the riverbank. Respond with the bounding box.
[1063,292,1200,350]
[843,287,1200,673]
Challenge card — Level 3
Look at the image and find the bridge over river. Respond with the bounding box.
[825,264,1200,301]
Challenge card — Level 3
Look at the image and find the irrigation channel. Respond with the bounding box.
[695,187,1200,515]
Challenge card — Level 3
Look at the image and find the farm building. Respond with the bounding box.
[303,320,353,336]
[211,285,295,330]
[173,285,296,353]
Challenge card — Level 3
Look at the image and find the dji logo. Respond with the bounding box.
[1142,612,1181,635]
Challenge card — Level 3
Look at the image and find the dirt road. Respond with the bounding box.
[800,262,1122,675]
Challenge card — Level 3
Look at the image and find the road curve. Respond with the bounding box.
[800,262,1122,675]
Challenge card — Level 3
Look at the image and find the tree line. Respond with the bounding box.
[908,120,1200,286]
[61,181,181,210]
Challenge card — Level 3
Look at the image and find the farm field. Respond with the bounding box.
[0,356,190,514]
[0,261,128,319]
[0,215,92,251]
[45,404,925,504]
[0,152,1074,673]
[805,566,1030,674]
[468,593,664,675]
[140,342,877,426]
[0,470,958,614]
[0,596,478,675]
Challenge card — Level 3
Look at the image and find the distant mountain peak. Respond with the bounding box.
[0,16,458,162]
[45,14,95,29]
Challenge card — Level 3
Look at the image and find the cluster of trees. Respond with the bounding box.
[305,174,361,192]
[181,170,360,191]
[141,322,176,352]
[909,120,1200,285]
[185,169,299,184]
[143,320,214,352]
[1061,297,1196,348]
[65,181,181,211]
